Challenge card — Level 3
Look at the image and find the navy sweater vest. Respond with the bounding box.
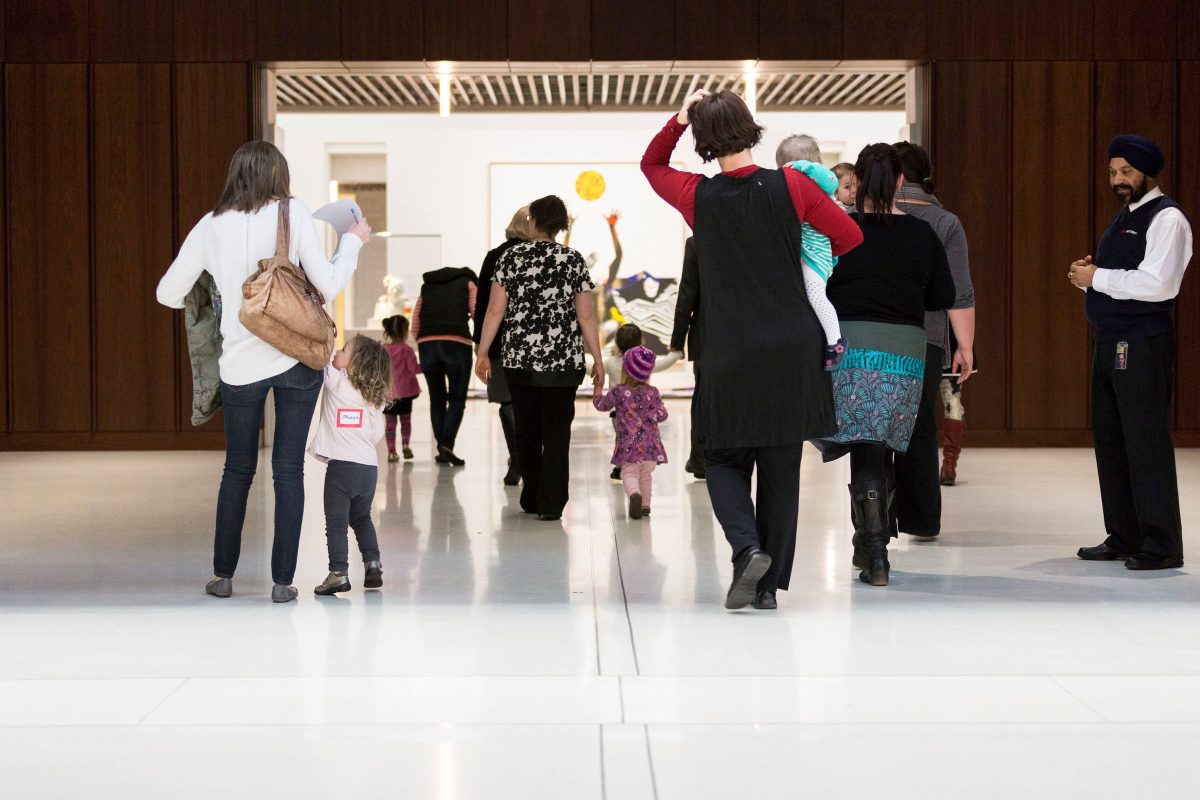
[1087,195,1183,342]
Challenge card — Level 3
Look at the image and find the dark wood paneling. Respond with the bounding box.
[7,1,89,62]
[1013,0,1092,60]
[341,0,424,61]
[174,0,256,62]
[843,0,926,61]
[931,62,1010,432]
[1010,62,1093,429]
[592,0,674,61]
[508,0,589,62]
[1182,4,1200,60]
[1173,62,1200,428]
[1093,0,1178,61]
[424,0,507,61]
[928,0,1012,61]
[92,65,176,432]
[91,0,173,62]
[0,69,5,431]
[174,63,254,433]
[758,1,841,61]
[1093,62,1177,243]
[0,431,227,450]
[256,0,342,61]
[675,0,756,61]
[6,65,91,432]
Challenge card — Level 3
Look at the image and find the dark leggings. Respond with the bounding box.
[849,441,889,485]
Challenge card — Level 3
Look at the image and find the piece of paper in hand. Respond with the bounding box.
[313,198,364,235]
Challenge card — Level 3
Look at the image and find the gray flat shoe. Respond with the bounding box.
[271,583,298,603]
[205,577,232,598]
[314,572,351,596]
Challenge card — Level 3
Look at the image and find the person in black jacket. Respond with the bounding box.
[669,237,704,479]
[413,266,478,466]
[474,206,533,486]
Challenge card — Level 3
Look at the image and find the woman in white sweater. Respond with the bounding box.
[157,141,370,603]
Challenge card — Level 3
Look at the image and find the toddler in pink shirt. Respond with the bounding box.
[593,346,669,520]
[308,335,392,596]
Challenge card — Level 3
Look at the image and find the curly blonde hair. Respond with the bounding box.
[346,335,392,409]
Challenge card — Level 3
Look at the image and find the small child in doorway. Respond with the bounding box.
[382,315,422,462]
[593,346,669,520]
[308,335,393,596]
[832,162,856,212]
[788,159,849,371]
[602,323,680,480]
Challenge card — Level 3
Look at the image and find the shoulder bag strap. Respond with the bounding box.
[275,198,291,260]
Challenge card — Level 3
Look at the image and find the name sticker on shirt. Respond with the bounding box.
[337,408,364,428]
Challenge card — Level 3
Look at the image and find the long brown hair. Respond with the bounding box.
[346,335,393,409]
[213,141,292,216]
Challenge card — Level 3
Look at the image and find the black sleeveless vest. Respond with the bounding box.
[419,267,475,340]
[1087,195,1185,342]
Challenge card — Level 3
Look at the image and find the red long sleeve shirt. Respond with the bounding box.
[640,116,864,256]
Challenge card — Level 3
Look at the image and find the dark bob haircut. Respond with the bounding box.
[894,141,936,194]
[687,90,764,163]
[529,195,570,236]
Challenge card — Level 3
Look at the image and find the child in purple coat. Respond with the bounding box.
[593,346,668,519]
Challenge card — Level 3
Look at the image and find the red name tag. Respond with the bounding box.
[337,408,363,428]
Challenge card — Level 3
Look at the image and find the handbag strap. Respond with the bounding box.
[275,198,291,259]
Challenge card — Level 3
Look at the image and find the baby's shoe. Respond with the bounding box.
[388,451,400,463]
[403,447,414,460]
[314,572,350,596]
[824,338,848,371]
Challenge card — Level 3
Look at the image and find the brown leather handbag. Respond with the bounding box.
[239,200,337,369]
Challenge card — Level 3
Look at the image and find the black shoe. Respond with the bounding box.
[628,493,643,519]
[499,405,521,486]
[684,459,706,480]
[537,513,561,521]
[753,590,777,610]
[1125,552,1184,570]
[725,546,772,610]
[503,459,521,487]
[1078,542,1136,561]
[364,560,383,589]
[438,446,465,467]
[610,466,622,481]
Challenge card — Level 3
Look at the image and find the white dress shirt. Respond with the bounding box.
[1092,187,1193,302]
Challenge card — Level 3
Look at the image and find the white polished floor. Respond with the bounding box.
[3,399,1200,798]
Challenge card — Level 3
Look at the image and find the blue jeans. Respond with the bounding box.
[214,362,322,584]
[418,340,473,450]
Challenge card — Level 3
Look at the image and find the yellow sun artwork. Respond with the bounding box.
[575,170,606,202]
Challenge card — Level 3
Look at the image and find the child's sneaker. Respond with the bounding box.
[388,452,400,463]
[364,561,383,589]
[824,338,848,371]
[403,447,414,460]
[629,493,643,520]
[314,572,350,595]
[610,466,621,481]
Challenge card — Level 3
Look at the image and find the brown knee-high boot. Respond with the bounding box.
[940,418,966,486]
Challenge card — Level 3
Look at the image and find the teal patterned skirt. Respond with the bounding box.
[816,320,926,457]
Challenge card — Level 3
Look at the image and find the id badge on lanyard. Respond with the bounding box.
[1115,341,1129,371]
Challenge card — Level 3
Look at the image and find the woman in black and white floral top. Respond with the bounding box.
[476,195,605,521]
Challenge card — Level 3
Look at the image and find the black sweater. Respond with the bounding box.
[826,214,956,330]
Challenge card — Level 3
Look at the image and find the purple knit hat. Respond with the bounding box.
[623,346,656,383]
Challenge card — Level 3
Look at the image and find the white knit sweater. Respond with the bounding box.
[157,198,363,386]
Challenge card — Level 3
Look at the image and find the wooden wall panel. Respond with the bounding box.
[592,0,674,61]
[255,0,342,62]
[758,1,841,61]
[91,0,173,62]
[1093,0,1178,61]
[6,65,91,432]
[675,0,757,61]
[928,0,1012,61]
[92,65,176,432]
[1093,62,1177,243]
[1182,5,1200,60]
[174,63,254,433]
[341,0,424,61]
[1010,62,1093,429]
[0,69,5,431]
[1013,0,1093,60]
[174,0,256,62]
[7,1,89,62]
[508,0,589,62]
[1172,62,1200,429]
[931,62,1010,432]
[843,0,926,60]
[424,0,507,61]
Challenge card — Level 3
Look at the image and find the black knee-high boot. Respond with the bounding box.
[849,481,890,586]
[498,403,521,486]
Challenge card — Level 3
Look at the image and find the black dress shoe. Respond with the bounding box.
[610,466,622,481]
[753,591,777,610]
[1125,552,1184,570]
[1077,542,1135,561]
[437,447,466,467]
[725,546,772,610]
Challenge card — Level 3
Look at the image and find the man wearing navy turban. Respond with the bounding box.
[1069,135,1192,570]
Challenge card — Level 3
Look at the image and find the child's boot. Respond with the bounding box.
[824,338,848,371]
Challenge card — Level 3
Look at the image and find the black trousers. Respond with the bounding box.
[418,340,473,450]
[893,344,944,536]
[509,383,577,517]
[1093,334,1182,559]
[689,362,704,466]
[323,460,380,572]
[705,444,803,593]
